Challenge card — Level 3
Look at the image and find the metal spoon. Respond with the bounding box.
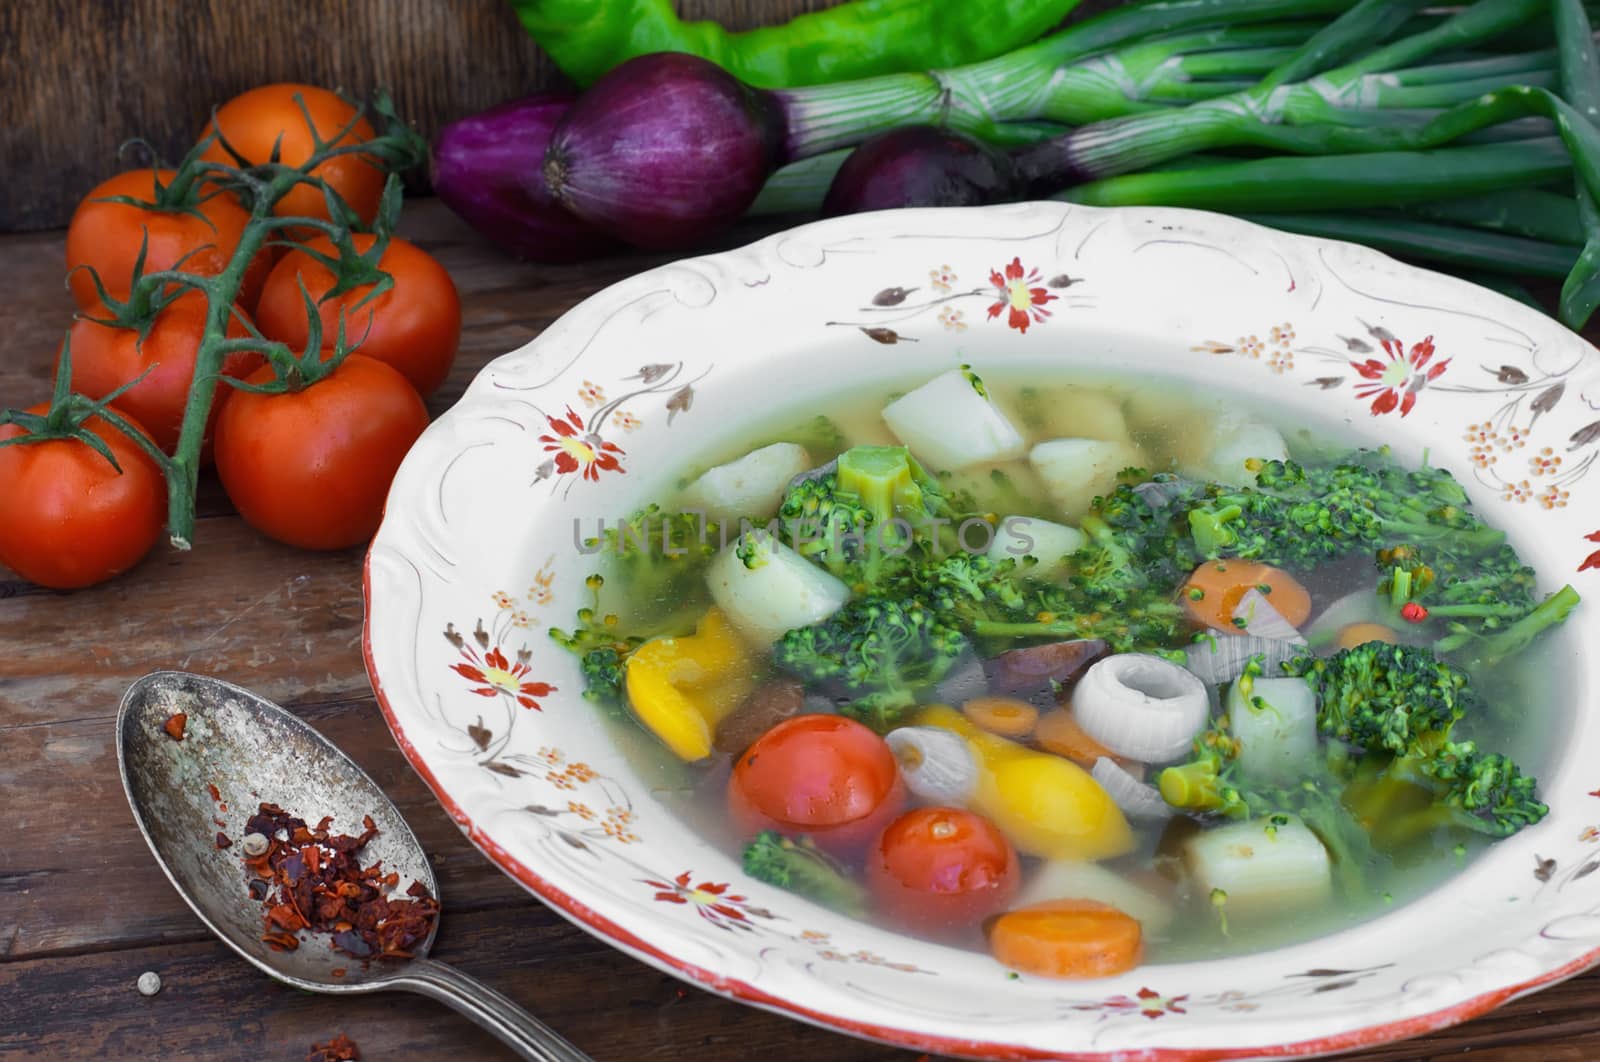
[117,670,591,1062]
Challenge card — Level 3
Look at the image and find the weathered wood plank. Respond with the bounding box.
[0,0,847,231]
[4,901,1600,1061]
[0,696,534,960]
[0,904,916,1061]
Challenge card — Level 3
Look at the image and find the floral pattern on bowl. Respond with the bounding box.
[366,202,1600,1061]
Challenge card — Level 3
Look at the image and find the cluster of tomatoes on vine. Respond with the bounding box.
[0,83,462,589]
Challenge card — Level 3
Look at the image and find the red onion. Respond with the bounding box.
[544,54,787,250]
[431,94,619,263]
[821,127,1016,216]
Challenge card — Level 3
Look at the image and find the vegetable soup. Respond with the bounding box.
[553,367,1579,974]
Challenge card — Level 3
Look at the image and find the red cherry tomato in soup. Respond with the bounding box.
[728,715,905,855]
[868,807,1020,935]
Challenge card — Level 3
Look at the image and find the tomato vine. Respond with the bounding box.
[0,91,428,550]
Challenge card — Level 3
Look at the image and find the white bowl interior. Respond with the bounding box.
[368,203,1600,1058]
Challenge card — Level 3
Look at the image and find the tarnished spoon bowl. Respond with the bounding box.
[117,670,589,1062]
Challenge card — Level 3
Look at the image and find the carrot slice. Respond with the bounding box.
[1033,708,1115,766]
[962,696,1040,739]
[989,899,1143,979]
[1181,559,1311,632]
[1335,622,1399,650]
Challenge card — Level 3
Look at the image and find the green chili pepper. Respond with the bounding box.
[509,0,1083,89]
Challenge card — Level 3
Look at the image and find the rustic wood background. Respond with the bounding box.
[6,197,1600,1062]
[7,1,1600,1058]
[0,0,860,232]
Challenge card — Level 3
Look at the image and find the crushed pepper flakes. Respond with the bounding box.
[238,803,439,963]
[162,713,187,741]
[307,1033,360,1061]
[215,832,232,849]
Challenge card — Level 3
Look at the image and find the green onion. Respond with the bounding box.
[1409,188,1581,244]
[1062,138,1572,211]
[1241,211,1577,277]
[1554,0,1600,325]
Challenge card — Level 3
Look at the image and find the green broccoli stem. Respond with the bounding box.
[1388,566,1413,608]
[1464,583,1581,669]
[1158,760,1240,814]
[741,832,869,917]
[1294,790,1377,900]
[1189,503,1242,555]
[1423,602,1536,618]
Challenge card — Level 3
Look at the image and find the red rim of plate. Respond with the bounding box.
[362,542,1599,1062]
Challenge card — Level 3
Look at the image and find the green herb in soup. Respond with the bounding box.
[550,368,1580,977]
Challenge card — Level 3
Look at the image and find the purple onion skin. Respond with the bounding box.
[432,93,620,263]
[545,53,786,250]
[822,126,1016,217]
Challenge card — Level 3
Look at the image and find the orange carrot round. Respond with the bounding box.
[1181,559,1311,632]
[1335,622,1399,650]
[1033,708,1115,766]
[962,696,1040,739]
[989,899,1143,979]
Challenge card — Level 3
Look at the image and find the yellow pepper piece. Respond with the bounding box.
[916,705,1134,862]
[624,608,756,762]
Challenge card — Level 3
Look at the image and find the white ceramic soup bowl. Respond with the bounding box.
[365,203,1600,1060]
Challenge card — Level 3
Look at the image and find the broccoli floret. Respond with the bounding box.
[742,831,868,916]
[912,552,1031,628]
[771,596,968,731]
[1284,642,1549,844]
[593,504,721,627]
[774,444,963,593]
[1289,642,1472,757]
[1159,717,1380,900]
[1348,743,1548,844]
[1436,583,1581,671]
[549,575,645,704]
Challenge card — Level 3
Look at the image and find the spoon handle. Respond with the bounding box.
[389,957,592,1061]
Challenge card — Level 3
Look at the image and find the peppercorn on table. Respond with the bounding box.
[4,199,1600,1062]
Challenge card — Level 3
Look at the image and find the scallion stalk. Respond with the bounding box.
[1409,187,1582,244]
[1061,138,1573,211]
[1241,211,1577,276]
[1554,0,1600,324]
[777,0,1360,156]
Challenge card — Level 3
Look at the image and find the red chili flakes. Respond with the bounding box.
[206,784,222,804]
[330,967,347,978]
[162,713,187,741]
[216,832,232,849]
[238,802,440,963]
[307,1033,360,1061]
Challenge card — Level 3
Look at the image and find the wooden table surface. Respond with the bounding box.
[4,198,1600,1062]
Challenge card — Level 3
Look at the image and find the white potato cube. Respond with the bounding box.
[882,368,1027,470]
[1227,676,1318,784]
[988,516,1086,575]
[1181,414,1288,486]
[679,443,812,525]
[1015,860,1175,935]
[1047,388,1131,442]
[1029,438,1146,519]
[707,534,849,645]
[1183,816,1332,921]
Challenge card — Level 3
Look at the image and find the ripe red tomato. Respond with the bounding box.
[0,404,166,589]
[867,807,1020,935]
[213,354,429,550]
[728,715,906,855]
[65,169,270,311]
[254,234,461,398]
[63,290,262,455]
[198,83,383,225]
